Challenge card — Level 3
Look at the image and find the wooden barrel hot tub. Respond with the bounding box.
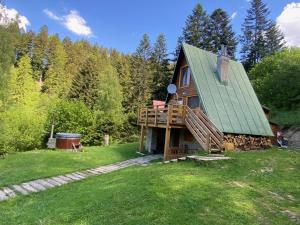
[55,133,81,150]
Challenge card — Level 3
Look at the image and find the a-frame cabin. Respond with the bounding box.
[138,44,273,160]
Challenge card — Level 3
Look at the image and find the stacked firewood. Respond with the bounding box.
[223,134,272,151]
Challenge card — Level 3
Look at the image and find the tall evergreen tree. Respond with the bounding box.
[265,21,285,55]
[240,0,285,70]
[68,56,100,109]
[129,34,153,111]
[31,25,49,80]
[175,4,210,57]
[10,55,38,106]
[151,33,171,100]
[0,26,15,110]
[209,8,237,58]
[43,34,67,96]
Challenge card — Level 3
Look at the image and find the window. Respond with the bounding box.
[187,96,200,109]
[180,66,191,87]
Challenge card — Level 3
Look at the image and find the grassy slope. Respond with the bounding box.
[0,143,139,188]
[1,149,299,225]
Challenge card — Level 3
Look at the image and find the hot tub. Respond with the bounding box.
[55,133,81,150]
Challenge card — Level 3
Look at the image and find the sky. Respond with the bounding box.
[1,0,300,55]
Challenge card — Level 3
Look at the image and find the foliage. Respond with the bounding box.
[47,100,95,145]
[208,8,237,58]
[249,48,300,110]
[129,34,154,111]
[176,3,210,56]
[240,0,285,70]
[0,105,47,152]
[151,33,172,100]
[0,148,299,225]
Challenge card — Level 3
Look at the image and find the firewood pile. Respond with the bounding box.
[223,134,272,150]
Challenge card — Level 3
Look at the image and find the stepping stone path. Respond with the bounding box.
[0,154,162,202]
[164,155,231,164]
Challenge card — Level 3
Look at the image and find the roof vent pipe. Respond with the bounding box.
[217,45,230,84]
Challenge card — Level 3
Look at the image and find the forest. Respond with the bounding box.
[0,0,299,155]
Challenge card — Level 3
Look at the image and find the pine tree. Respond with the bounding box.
[68,56,101,109]
[265,21,285,55]
[43,34,67,96]
[130,34,153,111]
[175,3,210,57]
[10,55,38,106]
[0,26,15,110]
[240,0,285,70]
[151,33,171,100]
[31,25,49,80]
[209,8,237,58]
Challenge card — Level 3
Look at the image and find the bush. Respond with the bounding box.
[47,100,94,145]
[0,106,46,152]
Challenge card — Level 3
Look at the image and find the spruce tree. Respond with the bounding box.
[31,25,49,81]
[209,8,237,58]
[130,33,153,110]
[151,33,171,100]
[175,3,210,57]
[43,34,67,96]
[10,55,38,106]
[240,0,285,70]
[265,21,285,55]
[68,56,100,109]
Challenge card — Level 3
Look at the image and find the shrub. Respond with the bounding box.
[46,100,94,145]
[0,105,46,152]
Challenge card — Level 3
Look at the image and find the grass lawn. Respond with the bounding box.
[0,143,139,188]
[0,148,299,225]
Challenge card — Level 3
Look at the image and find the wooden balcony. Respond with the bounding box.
[137,104,186,128]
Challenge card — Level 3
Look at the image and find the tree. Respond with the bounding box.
[240,0,285,70]
[176,4,210,57]
[43,34,67,96]
[129,34,153,111]
[10,55,38,106]
[31,25,49,80]
[0,26,15,110]
[209,8,237,58]
[68,56,101,109]
[249,48,300,110]
[265,21,285,55]
[151,33,171,100]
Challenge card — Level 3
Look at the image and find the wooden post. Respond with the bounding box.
[145,108,148,126]
[154,105,158,126]
[207,133,211,153]
[164,105,172,160]
[164,127,171,160]
[139,125,145,152]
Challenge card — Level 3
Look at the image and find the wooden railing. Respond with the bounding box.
[138,104,224,152]
[138,105,185,127]
[185,107,223,151]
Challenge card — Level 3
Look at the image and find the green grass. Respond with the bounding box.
[0,148,299,225]
[0,143,139,188]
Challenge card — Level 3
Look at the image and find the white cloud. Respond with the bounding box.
[0,4,30,31]
[230,11,237,19]
[43,9,92,36]
[277,2,300,47]
[43,9,61,21]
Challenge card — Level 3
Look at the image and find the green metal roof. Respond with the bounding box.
[182,43,273,136]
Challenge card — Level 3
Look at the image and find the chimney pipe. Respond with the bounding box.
[217,45,229,84]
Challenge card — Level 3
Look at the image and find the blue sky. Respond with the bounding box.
[3,0,300,55]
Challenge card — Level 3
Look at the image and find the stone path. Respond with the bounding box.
[0,154,162,202]
[163,155,231,163]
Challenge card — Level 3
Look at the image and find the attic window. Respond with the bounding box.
[180,66,191,87]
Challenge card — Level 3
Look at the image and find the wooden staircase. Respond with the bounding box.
[184,106,223,153]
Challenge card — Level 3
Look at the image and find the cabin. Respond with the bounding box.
[138,44,273,160]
